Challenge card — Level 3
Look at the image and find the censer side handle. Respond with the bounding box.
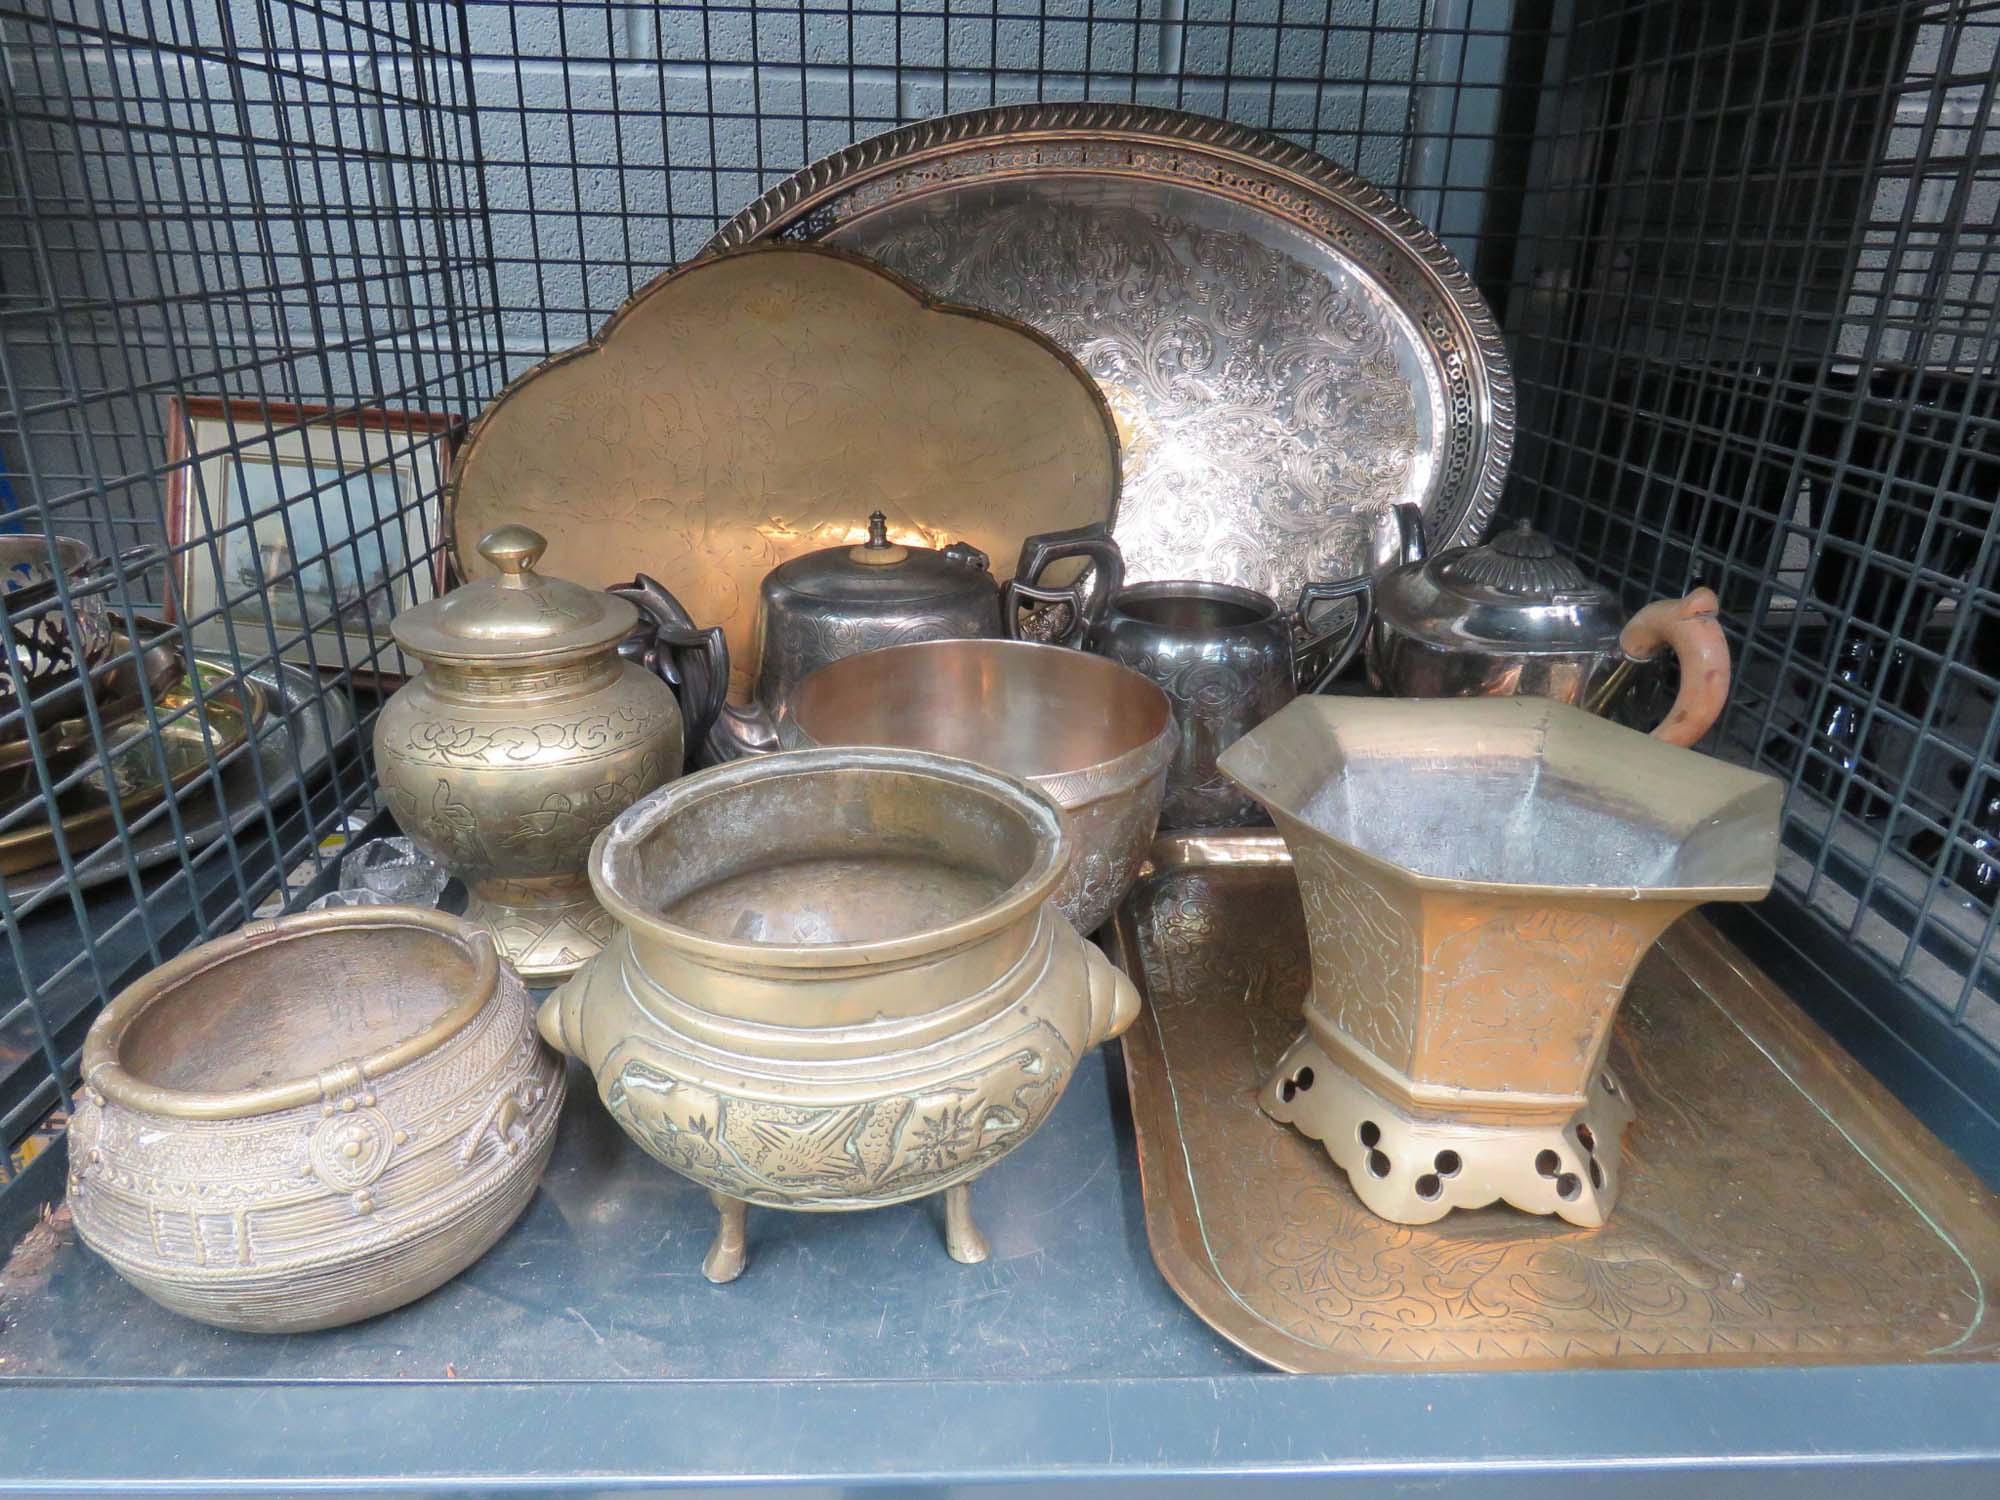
[536,976,583,1059]
[1619,586,1731,748]
[1082,940,1140,1047]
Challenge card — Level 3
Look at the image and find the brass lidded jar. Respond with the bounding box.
[375,524,685,980]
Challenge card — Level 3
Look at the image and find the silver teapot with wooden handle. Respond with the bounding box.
[1358,505,1731,747]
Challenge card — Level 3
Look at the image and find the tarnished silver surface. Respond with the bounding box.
[1364,510,1734,747]
[713,105,1515,601]
[1088,582,1300,831]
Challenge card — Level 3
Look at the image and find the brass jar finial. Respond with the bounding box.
[479,523,548,583]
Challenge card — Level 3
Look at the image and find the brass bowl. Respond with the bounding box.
[779,638,1174,932]
[0,619,182,774]
[541,745,1139,1281]
[67,906,564,1331]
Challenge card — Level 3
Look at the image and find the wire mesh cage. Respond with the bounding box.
[0,0,1993,1202]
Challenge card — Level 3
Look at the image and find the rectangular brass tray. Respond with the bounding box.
[1110,832,2000,1373]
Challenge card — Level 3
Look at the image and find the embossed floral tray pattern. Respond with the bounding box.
[1109,833,2000,1373]
[713,105,1515,603]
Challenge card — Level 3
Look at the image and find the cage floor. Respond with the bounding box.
[0,1033,1253,1380]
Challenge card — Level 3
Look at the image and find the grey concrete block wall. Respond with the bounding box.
[0,0,1510,533]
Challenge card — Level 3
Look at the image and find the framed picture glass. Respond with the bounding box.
[165,398,456,680]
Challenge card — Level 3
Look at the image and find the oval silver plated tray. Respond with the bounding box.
[712,105,1515,600]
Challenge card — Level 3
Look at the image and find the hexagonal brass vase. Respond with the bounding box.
[1217,696,1780,1227]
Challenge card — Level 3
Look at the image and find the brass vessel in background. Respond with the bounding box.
[375,524,688,980]
[540,746,1139,1283]
[778,638,1174,933]
[1219,695,1781,1227]
[446,245,1123,702]
[67,905,564,1332]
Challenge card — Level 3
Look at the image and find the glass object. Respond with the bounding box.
[339,836,447,907]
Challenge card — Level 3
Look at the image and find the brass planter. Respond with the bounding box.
[66,906,564,1332]
[376,524,686,980]
[1218,696,1780,1227]
[539,745,1139,1281]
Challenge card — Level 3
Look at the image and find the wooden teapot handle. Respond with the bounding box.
[1618,586,1730,747]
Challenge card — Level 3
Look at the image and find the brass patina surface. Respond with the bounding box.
[540,745,1140,1282]
[1217,695,1781,1226]
[66,906,565,1332]
[778,638,1174,933]
[446,244,1120,701]
[377,525,685,981]
[1112,832,2000,1372]
[0,663,263,876]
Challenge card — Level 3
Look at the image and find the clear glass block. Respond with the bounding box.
[305,888,393,911]
[337,836,447,907]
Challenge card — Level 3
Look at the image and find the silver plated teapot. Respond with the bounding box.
[1361,506,1732,747]
[688,513,1120,761]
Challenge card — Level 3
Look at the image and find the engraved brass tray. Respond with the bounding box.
[447,244,1120,697]
[1110,832,2000,1372]
[714,104,1515,599]
[0,664,263,877]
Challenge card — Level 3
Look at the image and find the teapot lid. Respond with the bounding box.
[1436,520,1599,598]
[766,510,993,606]
[392,524,637,666]
[1381,519,1626,652]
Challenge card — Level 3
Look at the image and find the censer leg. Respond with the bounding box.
[942,1180,990,1265]
[702,1190,749,1284]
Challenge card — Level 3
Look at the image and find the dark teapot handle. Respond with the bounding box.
[1293,574,1376,694]
[1001,577,1094,646]
[609,574,730,764]
[1006,523,1125,646]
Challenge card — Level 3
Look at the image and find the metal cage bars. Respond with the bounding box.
[0,0,1994,1195]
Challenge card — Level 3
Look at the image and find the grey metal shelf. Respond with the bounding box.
[3,1037,1998,1495]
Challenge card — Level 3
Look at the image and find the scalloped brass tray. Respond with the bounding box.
[713,104,1515,601]
[446,244,1120,696]
[1110,832,2000,1373]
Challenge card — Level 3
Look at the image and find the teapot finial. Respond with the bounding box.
[849,510,909,566]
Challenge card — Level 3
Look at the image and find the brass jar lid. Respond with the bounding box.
[391,524,638,666]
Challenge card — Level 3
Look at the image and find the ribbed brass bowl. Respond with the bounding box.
[67,906,564,1332]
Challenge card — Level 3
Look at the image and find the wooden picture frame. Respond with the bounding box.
[163,397,459,682]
